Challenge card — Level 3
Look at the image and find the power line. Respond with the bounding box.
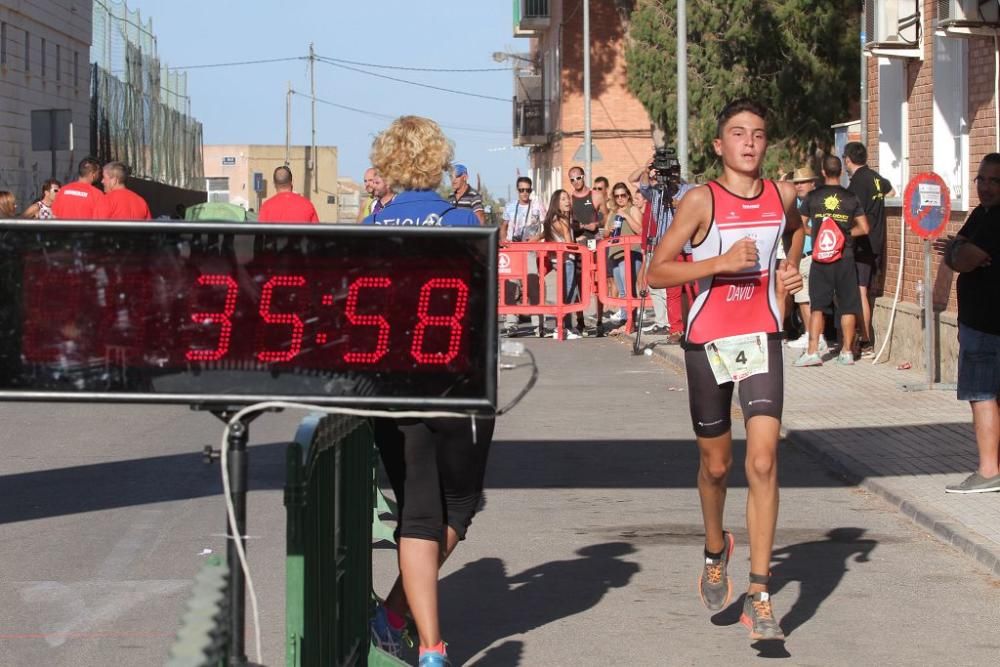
[164,56,307,71]
[314,57,509,103]
[290,90,509,135]
[315,54,510,73]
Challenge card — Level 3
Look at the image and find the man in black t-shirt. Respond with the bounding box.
[567,166,602,242]
[941,153,1000,494]
[795,155,869,367]
[844,141,894,355]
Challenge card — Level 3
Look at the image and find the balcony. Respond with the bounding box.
[514,99,547,146]
[514,0,550,37]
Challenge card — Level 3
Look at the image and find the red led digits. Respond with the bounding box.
[257,275,307,363]
[342,276,392,364]
[186,274,239,361]
[410,278,469,365]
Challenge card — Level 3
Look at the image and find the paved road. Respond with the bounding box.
[1,338,998,666]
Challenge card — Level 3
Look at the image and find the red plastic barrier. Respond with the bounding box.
[593,236,646,332]
[497,242,593,340]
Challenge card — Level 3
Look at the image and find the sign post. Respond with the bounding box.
[901,172,951,391]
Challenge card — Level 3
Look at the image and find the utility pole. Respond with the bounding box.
[285,81,292,166]
[309,43,317,196]
[583,0,592,183]
[677,0,688,180]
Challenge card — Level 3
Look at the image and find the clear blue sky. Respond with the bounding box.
[124,0,530,200]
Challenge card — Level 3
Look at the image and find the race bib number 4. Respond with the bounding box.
[705,332,769,385]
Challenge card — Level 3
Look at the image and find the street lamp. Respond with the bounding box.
[492,51,537,71]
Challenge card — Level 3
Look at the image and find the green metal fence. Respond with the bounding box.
[165,556,229,667]
[285,415,405,667]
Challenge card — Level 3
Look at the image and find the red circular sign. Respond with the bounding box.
[902,172,951,240]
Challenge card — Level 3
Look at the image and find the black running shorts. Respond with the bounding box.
[373,416,495,543]
[684,336,784,438]
[809,258,862,315]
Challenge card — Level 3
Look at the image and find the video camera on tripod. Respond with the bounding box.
[651,146,681,188]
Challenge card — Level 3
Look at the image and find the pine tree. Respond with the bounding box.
[626,0,861,180]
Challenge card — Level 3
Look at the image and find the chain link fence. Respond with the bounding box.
[91,0,204,190]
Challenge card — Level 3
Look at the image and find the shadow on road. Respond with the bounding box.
[439,542,639,665]
[712,527,877,652]
[0,442,287,524]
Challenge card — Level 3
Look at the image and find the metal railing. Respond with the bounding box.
[523,0,550,19]
[514,100,546,142]
[285,414,374,666]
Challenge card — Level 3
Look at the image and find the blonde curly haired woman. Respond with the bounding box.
[365,116,494,667]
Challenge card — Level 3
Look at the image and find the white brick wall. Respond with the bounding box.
[0,1,91,209]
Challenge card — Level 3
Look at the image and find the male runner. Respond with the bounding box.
[646,99,804,641]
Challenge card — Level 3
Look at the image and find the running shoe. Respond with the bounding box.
[837,351,855,365]
[501,325,519,338]
[369,603,404,658]
[858,341,876,358]
[418,648,451,667]
[549,330,582,340]
[740,591,785,640]
[608,310,625,324]
[698,531,735,611]
[793,352,823,367]
[785,333,809,349]
[945,472,1000,494]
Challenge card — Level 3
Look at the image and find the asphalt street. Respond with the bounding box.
[1,338,998,665]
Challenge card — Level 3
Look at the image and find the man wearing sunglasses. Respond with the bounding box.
[500,177,546,336]
[568,166,603,242]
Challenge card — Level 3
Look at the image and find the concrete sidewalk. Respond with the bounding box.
[637,333,1000,577]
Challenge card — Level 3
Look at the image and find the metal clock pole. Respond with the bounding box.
[200,406,266,667]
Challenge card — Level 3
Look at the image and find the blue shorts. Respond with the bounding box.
[957,323,1000,402]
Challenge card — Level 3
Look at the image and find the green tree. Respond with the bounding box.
[626,0,861,180]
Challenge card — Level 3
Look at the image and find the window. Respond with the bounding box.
[73,51,79,87]
[1,23,7,67]
[40,37,45,77]
[23,30,28,72]
[877,57,907,198]
[56,44,61,81]
[933,35,968,210]
[206,177,230,203]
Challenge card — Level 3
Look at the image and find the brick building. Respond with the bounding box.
[864,0,1000,380]
[511,0,655,202]
[0,1,92,208]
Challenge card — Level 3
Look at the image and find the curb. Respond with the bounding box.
[635,336,1000,579]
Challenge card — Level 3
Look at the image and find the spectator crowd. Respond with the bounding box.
[487,141,896,365]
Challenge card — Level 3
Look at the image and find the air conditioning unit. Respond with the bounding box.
[864,0,923,57]
[937,0,1000,37]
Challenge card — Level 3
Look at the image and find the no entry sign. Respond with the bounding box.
[902,172,951,240]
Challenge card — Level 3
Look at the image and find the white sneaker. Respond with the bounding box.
[786,333,809,349]
[608,311,625,324]
[787,334,828,352]
[565,330,582,340]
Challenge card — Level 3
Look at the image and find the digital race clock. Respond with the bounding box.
[0,221,498,411]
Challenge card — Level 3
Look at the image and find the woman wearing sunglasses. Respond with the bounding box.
[605,183,644,333]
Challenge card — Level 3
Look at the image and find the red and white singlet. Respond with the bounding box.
[685,180,786,346]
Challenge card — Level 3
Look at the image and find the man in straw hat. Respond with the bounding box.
[786,166,827,351]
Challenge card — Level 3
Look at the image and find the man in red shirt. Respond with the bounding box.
[258,166,319,223]
[51,158,104,219]
[96,161,152,220]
